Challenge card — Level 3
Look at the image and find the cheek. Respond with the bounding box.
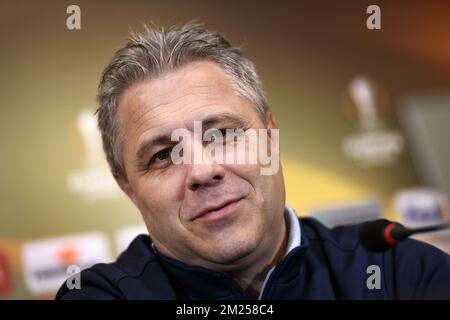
[225,164,265,198]
[226,163,265,185]
[226,163,283,204]
[135,168,186,222]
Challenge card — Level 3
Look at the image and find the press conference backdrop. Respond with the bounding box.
[1,0,449,299]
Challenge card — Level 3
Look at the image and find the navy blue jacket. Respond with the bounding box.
[56,218,450,299]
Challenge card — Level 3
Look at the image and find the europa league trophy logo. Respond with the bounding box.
[341,76,404,167]
[66,109,122,202]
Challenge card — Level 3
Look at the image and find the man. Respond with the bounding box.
[56,23,450,299]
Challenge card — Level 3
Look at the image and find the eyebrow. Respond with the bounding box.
[134,113,253,167]
[136,133,172,167]
[201,113,252,131]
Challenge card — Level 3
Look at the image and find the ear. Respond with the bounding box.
[114,175,139,206]
[265,110,280,156]
[265,109,278,130]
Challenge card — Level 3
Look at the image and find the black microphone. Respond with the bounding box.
[359,219,450,252]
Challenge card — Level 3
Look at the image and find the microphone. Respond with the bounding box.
[359,219,450,252]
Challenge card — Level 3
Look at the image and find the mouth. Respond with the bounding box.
[193,197,244,223]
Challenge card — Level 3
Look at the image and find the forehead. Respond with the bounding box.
[117,61,259,138]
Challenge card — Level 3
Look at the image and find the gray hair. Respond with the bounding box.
[96,22,269,180]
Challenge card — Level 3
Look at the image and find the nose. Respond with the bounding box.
[186,161,226,191]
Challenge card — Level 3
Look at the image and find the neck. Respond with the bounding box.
[229,216,288,299]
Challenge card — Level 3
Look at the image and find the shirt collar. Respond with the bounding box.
[284,203,301,254]
[257,204,300,299]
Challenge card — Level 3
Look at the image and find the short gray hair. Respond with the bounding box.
[96,22,269,180]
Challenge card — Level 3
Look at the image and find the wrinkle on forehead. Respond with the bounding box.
[130,85,218,125]
[120,61,237,122]
[135,102,228,147]
[119,62,241,135]
[133,92,226,133]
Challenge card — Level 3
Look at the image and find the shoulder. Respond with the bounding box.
[55,234,176,300]
[299,217,450,299]
[392,234,450,298]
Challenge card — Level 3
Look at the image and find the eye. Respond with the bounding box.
[203,129,228,145]
[221,128,246,143]
[148,147,173,167]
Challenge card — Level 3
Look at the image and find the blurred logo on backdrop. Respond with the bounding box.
[394,188,449,227]
[310,198,382,228]
[394,188,450,254]
[0,253,13,297]
[22,232,111,295]
[67,109,122,202]
[341,76,404,166]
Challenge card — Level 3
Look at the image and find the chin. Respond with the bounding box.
[206,235,258,265]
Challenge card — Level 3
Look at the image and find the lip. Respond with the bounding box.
[192,197,244,223]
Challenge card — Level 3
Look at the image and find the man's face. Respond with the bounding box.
[116,61,286,271]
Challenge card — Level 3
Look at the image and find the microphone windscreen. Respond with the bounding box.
[359,219,392,252]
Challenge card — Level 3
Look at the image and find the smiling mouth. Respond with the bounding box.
[194,198,243,223]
